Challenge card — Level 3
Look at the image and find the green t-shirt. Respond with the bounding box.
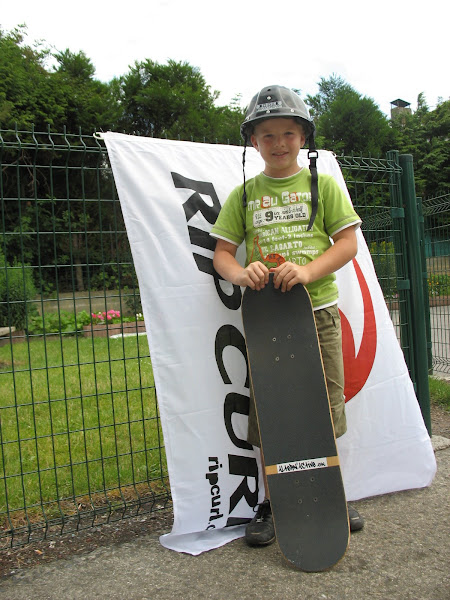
[210,169,361,308]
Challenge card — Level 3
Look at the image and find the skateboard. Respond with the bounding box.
[241,277,349,572]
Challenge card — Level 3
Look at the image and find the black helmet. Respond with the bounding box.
[241,85,318,231]
[240,85,315,142]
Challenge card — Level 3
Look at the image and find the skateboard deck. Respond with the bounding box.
[241,278,349,571]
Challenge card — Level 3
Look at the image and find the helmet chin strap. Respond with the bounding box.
[242,136,249,208]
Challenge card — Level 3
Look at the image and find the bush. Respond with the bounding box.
[428,273,450,297]
[369,240,398,299]
[26,309,143,336]
[27,310,92,336]
[0,250,37,330]
[123,286,142,316]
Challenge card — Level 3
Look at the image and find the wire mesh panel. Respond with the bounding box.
[422,193,450,376]
[0,128,170,548]
[338,154,406,349]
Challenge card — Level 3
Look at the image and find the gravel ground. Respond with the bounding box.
[0,403,448,581]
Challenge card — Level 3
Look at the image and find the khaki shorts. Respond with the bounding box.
[247,304,347,447]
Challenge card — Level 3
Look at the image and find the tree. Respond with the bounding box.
[0,27,122,292]
[306,75,393,156]
[391,94,450,196]
[1,26,245,294]
[52,49,121,133]
[208,104,245,145]
[118,59,220,140]
[306,74,354,120]
[1,26,244,142]
[0,25,59,130]
[0,27,120,133]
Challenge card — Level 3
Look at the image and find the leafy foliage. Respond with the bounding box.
[369,241,397,298]
[0,25,245,143]
[27,309,91,335]
[26,308,144,336]
[306,75,354,120]
[1,25,449,297]
[0,26,54,129]
[391,93,450,197]
[427,273,450,297]
[0,26,120,132]
[116,58,244,143]
[306,75,393,155]
[0,247,37,330]
[118,59,213,138]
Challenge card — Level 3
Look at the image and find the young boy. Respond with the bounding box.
[210,85,364,546]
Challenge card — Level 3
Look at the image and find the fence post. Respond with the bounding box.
[399,154,432,435]
[387,150,415,380]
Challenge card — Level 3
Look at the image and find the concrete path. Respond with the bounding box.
[1,445,449,600]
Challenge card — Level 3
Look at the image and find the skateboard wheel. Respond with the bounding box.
[298,499,303,504]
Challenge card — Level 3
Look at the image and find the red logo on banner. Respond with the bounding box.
[340,259,377,402]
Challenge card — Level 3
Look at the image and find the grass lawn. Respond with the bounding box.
[1,332,447,534]
[0,334,168,528]
[429,375,450,410]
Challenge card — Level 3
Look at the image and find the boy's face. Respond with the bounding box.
[251,117,306,178]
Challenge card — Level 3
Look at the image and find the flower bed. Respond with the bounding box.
[83,309,146,338]
[429,295,450,307]
[83,322,146,338]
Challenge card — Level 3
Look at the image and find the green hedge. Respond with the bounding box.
[0,249,37,330]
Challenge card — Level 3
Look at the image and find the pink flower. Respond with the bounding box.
[90,307,122,325]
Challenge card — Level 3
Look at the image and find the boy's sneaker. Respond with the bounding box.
[245,499,275,546]
[348,504,364,531]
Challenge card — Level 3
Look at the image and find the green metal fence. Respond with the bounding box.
[0,128,445,548]
[422,192,450,375]
[0,128,170,548]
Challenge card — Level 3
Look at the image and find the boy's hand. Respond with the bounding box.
[213,240,269,290]
[270,262,309,292]
[238,261,270,290]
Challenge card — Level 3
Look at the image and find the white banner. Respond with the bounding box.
[102,132,436,555]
